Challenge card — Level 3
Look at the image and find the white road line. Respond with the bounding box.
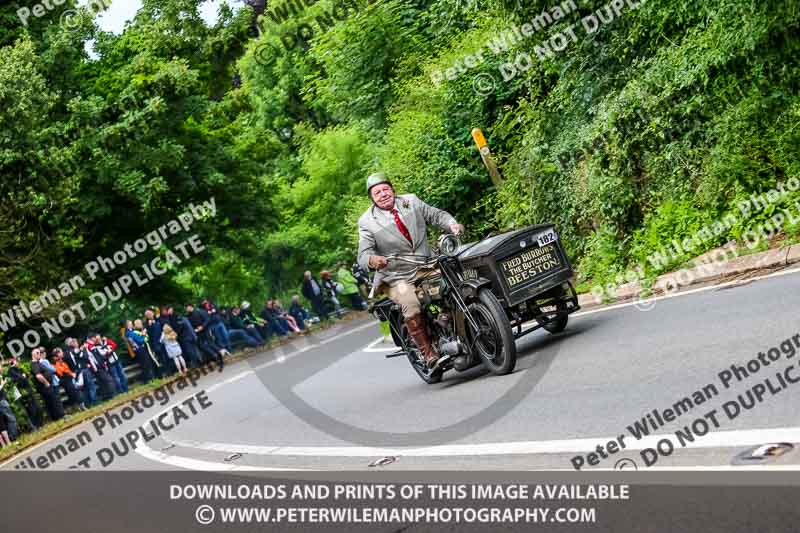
[135,445,305,471]
[134,320,381,470]
[363,336,396,352]
[159,426,800,459]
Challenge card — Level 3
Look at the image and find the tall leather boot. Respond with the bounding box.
[405,313,439,368]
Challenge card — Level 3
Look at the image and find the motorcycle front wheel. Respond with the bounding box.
[465,289,517,375]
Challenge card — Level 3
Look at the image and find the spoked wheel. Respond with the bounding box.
[465,289,516,375]
[400,323,443,384]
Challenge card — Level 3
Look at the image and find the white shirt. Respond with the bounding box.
[376,201,408,225]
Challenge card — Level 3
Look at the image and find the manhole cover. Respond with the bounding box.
[732,443,794,465]
[368,456,397,467]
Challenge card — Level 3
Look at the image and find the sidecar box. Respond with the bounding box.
[457,224,574,308]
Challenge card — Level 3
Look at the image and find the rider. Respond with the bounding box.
[357,172,464,368]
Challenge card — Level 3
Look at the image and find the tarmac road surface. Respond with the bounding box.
[4,266,800,472]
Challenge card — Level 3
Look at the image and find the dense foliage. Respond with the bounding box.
[0,0,798,347]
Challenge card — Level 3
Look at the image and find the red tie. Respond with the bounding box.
[391,208,412,244]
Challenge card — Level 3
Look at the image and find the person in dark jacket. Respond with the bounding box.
[302,271,328,321]
[186,303,228,369]
[289,295,310,330]
[145,309,169,377]
[226,307,264,347]
[30,348,64,422]
[66,337,97,407]
[203,299,232,352]
[97,335,128,393]
[86,336,118,401]
[260,301,289,337]
[51,348,85,410]
[165,307,201,368]
[0,360,20,439]
[5,356,42,430]
[240,301,270,340]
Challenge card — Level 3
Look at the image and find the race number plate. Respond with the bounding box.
[500,244,562,289]
[536,228,558,247]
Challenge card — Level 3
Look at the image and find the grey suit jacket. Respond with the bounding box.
[357,194,458,289]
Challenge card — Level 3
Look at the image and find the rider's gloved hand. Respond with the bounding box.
[369,255,389,270]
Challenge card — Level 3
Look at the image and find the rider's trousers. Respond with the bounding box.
[385,268,439,319]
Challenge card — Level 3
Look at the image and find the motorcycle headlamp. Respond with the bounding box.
[438,234,461,257]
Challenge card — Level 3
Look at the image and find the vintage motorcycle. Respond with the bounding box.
[369,234,517,384]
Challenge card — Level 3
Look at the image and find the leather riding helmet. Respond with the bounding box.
[366,172,393,196]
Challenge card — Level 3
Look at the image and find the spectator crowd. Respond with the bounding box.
[0,265,372,449]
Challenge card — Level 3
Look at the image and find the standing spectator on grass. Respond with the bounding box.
[30,348,64,422]
[0,363,19,439]
[302,271,328,321]
[98,335,128,393]
[352,262,371,299]
[320,271,343,315]
[66,337,97,407]
[86,335,120,400]
[145,309,169,378]
[36,348,60,392]
[134,319,162,377]
[337,265,367,310]
[5,357,42,431]
[125,320,154,384]
[51,348,85,411]
[0,404,11,448]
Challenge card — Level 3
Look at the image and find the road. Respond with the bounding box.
[4,266,800,472]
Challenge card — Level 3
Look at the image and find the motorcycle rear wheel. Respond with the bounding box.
[465,289,517,375]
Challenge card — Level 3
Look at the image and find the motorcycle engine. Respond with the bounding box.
[433,313,462,357]
[416,274,443,305]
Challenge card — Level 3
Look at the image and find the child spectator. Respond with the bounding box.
[161,324,188,376]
